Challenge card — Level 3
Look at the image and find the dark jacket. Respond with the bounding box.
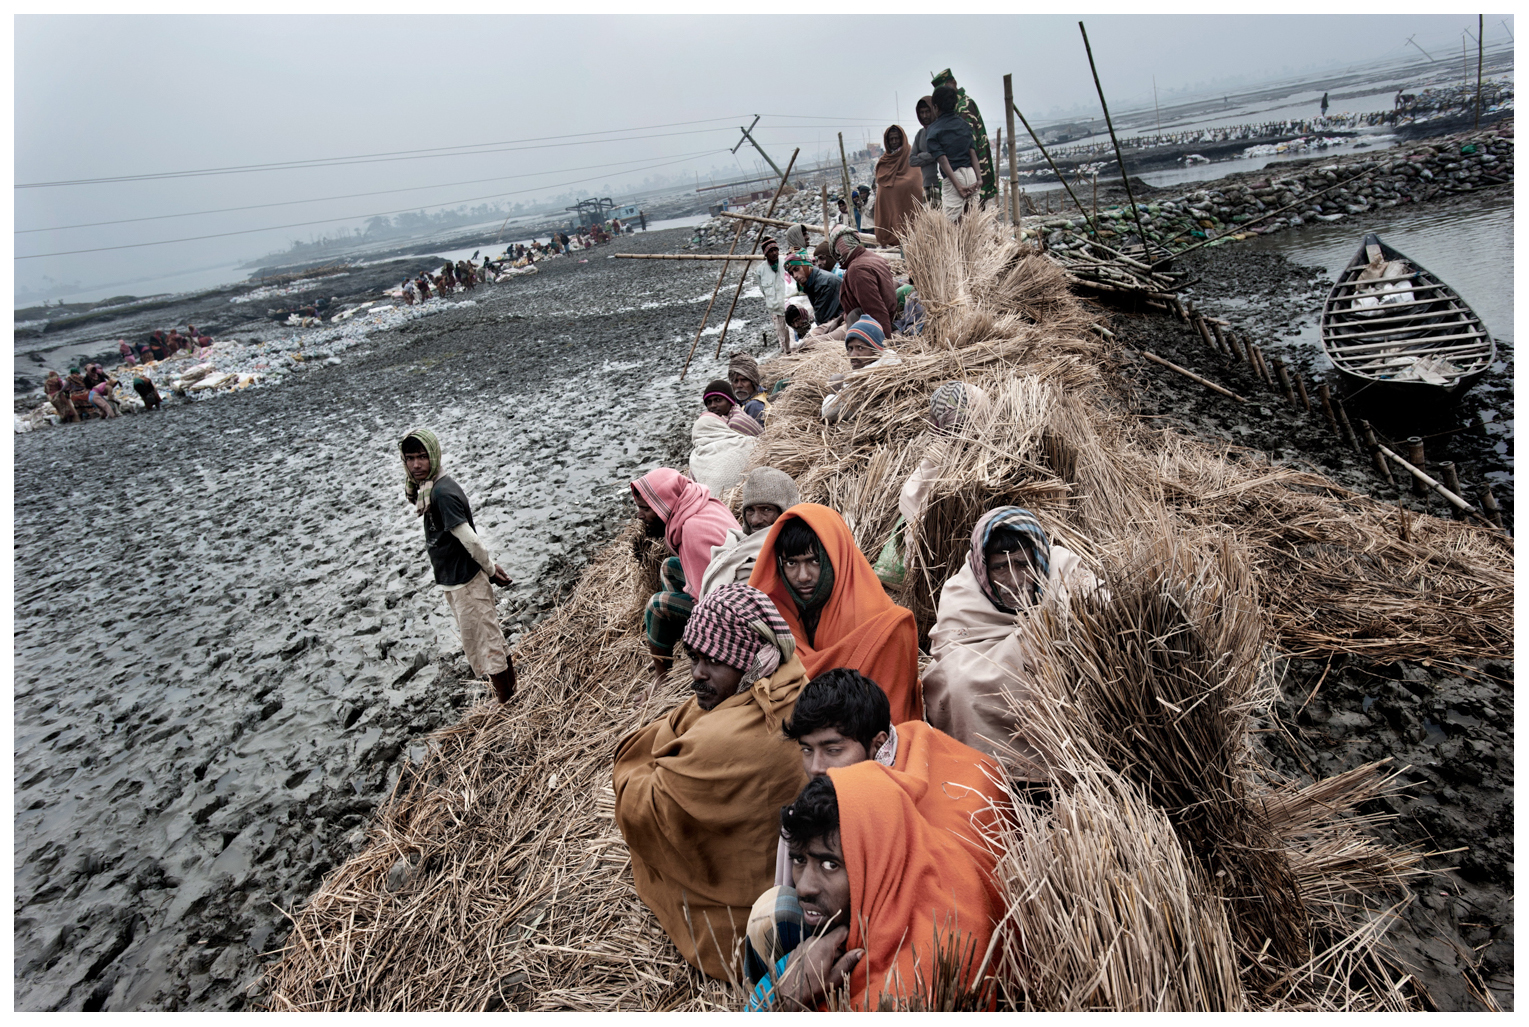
[909,126,939,191]
[838,247,897,337]
[799,267,842,323]
[926,111,975,173]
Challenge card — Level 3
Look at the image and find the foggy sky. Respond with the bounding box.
[13,13,1511,303]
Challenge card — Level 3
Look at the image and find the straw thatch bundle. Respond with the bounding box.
[269,195,1503,1011]
[265,528,736,1011]
[993,531,1425,1009]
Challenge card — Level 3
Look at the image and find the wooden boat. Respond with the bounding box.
[1320,233,1495,404]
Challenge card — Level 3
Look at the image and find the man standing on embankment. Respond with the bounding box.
[399,427,517,704]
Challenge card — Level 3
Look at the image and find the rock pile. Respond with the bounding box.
[1025,122,1514,254]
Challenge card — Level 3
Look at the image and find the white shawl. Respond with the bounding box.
[687,412,756,499]
[698,527,768,598]
[920,544,1099,779]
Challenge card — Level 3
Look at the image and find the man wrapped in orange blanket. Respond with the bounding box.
[749,505,921,723]
[747,763,1000,1010]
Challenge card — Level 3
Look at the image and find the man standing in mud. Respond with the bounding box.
[399,428,518,704]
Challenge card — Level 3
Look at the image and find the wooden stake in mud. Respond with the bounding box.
[1405,437,1429,497]
[1142,350,1248,403]
[1209,320,1232,358]
[1004,74,1020,237]
[1378,441,1491,522]
[1272,357,1298,405]
[1439,462,1463,518]
[1251,345,1273,386]
[1359,419,1392,480]
[680,148,798,379]
[1317,383,1342,436]
[1335,401,1361,454]
[1193,313,1217,353]
[714,148,801,358]
[1397,496,1411,543]
[1292,370,1312,412]
[1079,21,1154,264]
[1479,486,1503,528]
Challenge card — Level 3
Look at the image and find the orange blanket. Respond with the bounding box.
[612,654,809,979]
[892,720,1007,888]
[749,504,921,723]
[829,760,1000,1010]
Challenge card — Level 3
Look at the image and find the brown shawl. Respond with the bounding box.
[612,654,810,979]
[873,124,926,247]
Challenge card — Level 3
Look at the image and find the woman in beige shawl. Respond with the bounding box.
[921,507,1101,779]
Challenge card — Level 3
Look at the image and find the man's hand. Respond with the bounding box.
[775,925,863,1010]
[489,564,513,587]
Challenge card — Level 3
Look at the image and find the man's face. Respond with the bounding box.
[633,492,664,533]
[783,550,822,604]
[687,646,746,711]
[813,253,832,271]
[728,372,757,398]
[835,236,857,263]
[704,395,734,417]
[403,450,432,481]
[742,503,782,534]
[797,725,887,778]
[886,127,903,151]
[764,243,780,265]
[986,547,1039,608]
[789,264,811,286]
[792,831,851,935]
[845,338,879,370]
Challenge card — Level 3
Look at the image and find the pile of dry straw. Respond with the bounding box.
[266,207,1511,1011]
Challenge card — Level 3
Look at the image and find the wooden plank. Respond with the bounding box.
[1327,296,1464,319]
[1325,320,1481,343]
[1332,270,1434,287]
[1338,343,1495,365]
[1326,304,1472,330]
[1326,329,1488,353]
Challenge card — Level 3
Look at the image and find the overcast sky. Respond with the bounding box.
[13,13,1510,303]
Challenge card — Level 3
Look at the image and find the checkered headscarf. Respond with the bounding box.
[682,583,796,685]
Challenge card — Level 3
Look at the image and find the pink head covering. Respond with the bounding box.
[631,469,742,599]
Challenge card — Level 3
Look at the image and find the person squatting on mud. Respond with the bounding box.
[399,428,518,704]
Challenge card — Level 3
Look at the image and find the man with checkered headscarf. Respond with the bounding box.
[613,583,812,981]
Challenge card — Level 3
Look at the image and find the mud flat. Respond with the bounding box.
[11,228,756,1010]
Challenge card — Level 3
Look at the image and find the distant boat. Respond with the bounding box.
[1320,233,1495,403]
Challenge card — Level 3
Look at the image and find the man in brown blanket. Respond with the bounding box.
[828,226,896,337]
[613,583,810,980]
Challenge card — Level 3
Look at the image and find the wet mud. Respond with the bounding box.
[12,229,753,1010]
[1106,201,1513,1010]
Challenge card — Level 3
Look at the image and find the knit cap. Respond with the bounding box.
[702,379,737,407]
[845,317,887,351]
[740,467,800,518]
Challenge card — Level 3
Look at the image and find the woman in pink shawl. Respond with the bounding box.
[631,468,742,685]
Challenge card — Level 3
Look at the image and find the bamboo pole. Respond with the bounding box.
[1292,369,1312,412]
[1439,462,1463,518]
[613,253,766,261]
[1004,74,1020,238]
[1406,436,1428,497]
[821,184,829,238]
[1335,400,1362,453]
[717,210,874,244]
[1009,101,1099,239]
[1377,442,1492,522]
[680,211,753,381]
[1476,15,1485,129]
[1141,351,1248,402]
[1479,486,1503,528]
[713,148,801,359]
[1079,20,1154,264]
[1272,357,1297,405]
[838,133,853,215]
[1193,313,1217,353]
[1359,419,1392,480]
[1317,383,1341,435]
[1209,320,1232,358]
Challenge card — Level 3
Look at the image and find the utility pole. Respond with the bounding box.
[732,116,784,181]
[1003,74,1020,238]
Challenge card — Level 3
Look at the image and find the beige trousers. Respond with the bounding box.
[444,571,509,677]
[941,166,979,221]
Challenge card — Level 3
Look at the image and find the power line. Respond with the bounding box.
[16,119,748,189]
[17,148,722,235]
[14,151,724,260]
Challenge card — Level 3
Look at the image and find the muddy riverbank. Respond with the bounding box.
[14,182,1512,1010]
[11,227,753,1010]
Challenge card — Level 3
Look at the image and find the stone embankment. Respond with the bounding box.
[1026,122,1514,253]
